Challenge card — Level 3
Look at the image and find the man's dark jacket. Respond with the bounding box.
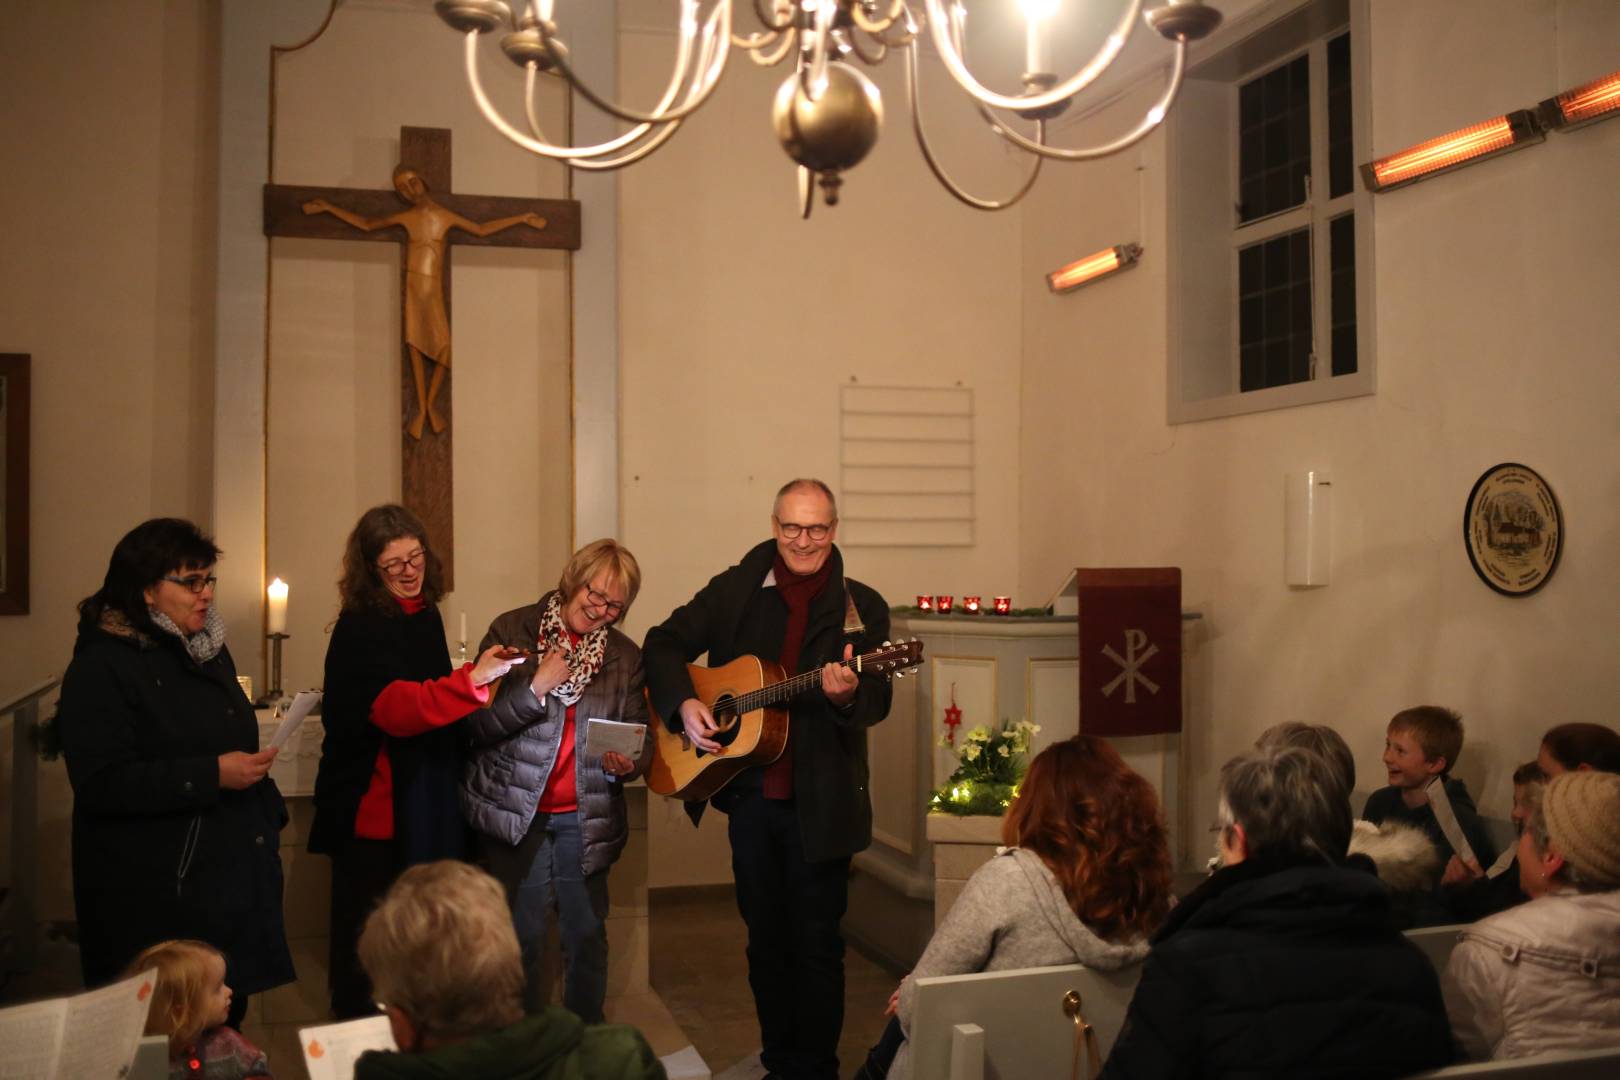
[642,540,891,863]
[1100,857,1456,1079]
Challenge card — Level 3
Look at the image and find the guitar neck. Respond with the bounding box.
[731,656,866,716]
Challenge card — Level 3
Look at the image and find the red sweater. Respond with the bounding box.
[353,595,488,841]
[535,628,582,814]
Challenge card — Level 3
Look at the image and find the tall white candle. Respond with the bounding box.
[1021,0,1056,75]
[460,611,468,644]
[267,578,289,634]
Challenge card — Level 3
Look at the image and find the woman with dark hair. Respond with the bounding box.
[863,735,1172,1080]
[1538,722,1620,777]
[310,504,525,1018]
[56,518,292,1022]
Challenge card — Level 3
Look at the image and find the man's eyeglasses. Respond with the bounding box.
[377,549,427,577]
[585,587,626,617]
[162,574,218,594]
[775,519,832,541]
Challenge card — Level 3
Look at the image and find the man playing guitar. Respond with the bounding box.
[643,478,893,1080]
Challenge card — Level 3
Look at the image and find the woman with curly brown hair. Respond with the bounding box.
[862,734,1172,1080]
[310,504,527,1019]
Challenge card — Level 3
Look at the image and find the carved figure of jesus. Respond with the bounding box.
[303,167,549,439]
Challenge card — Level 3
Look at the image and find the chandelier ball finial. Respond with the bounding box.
[772,62,884,175]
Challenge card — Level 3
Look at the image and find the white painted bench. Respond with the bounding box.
[908,963,1142,1080]
[1412,1046,1620,1077]
[1405,922,1468,975]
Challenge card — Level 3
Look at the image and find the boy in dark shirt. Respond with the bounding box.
[1363,706,1496,923]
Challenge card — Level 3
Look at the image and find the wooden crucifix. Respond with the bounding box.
[264,126,580,587]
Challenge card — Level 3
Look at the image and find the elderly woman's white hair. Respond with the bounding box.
[358,860,525,1041]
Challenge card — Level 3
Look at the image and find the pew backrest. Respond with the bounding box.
[1405,922,1468,975]
[1409,1046,1620,1077]
[909,962,1142,1080]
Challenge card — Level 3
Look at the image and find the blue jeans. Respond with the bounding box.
[481,811,610,1022]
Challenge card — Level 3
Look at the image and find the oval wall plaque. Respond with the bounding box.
[1463,463,1562,597]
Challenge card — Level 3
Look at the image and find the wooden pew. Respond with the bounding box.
[907,963,1142,1080]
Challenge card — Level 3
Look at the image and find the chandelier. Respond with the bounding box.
[434,0,1223,216]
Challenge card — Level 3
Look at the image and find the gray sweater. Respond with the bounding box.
[890,847,1151,1080]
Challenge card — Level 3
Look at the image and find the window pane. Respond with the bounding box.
[1238,54,1311,222]
[1238,228,1314,391]
[1327,33,1353,198]
[1330,213,1357,375]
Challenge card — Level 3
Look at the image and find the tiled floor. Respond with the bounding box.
[649,886,902,1079]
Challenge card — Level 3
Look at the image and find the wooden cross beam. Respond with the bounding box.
[264,126,580,587]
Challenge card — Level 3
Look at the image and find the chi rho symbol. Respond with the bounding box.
[1101,629,1160,704]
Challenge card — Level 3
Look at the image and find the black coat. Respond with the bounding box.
[310,604,466,863]
[1100,858,1456,1080]
[460,595,653,875]
[57,611,293,995]
[642,540,891,863]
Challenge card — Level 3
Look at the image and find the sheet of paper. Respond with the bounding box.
[269,690,322,750]
[1425,777,1479,868]
[585,717,646,761]
[0,997,65,1080]
[54,968,156,1080]
[300,1014,395,1080]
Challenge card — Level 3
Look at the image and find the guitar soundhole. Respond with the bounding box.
[694,693,743,759]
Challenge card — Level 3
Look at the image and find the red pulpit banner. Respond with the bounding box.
[1077,567,1182,737]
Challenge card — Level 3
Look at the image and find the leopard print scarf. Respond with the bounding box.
[536,591,608,706]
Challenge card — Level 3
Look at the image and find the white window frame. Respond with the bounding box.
[1167,0,1376,425]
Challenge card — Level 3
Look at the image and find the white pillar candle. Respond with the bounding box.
[460,611,468,644]
[267,577,289,634]
[1021,0,1056,75]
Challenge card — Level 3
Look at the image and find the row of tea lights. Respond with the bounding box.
[916,595,1012,615]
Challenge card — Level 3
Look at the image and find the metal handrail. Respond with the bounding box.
[3,673,59,976]
[0,675,59,720]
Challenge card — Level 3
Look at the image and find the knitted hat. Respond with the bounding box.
[1541,770,1620,888]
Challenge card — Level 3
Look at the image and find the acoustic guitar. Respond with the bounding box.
[644,639,925,801]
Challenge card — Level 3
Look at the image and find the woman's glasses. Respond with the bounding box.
[162,574,218,594]
[585,587,626,617]
[377,549,427,577]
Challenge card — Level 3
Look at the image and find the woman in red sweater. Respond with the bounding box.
[310,504,524,1018]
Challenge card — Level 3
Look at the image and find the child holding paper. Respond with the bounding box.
[128,940,273,1079]
[1363,706,1497,923]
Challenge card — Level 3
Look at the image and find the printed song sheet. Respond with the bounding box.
[300,1014,395,1080]
[0,968,154,1079]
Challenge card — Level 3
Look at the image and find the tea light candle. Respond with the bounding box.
[935,595,955,614]
[993,596,1012,615]
[916,595,934,612]
[266,578,289,634]
[963,596,982,614]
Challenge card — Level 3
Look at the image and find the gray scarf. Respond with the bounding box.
[149,604,228,664]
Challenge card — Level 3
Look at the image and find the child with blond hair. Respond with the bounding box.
[127,940,272,1079]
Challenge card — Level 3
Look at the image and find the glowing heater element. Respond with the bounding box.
[1046,243,1142,294]
[1538,68,1620,130]
[1361,110,1542,193]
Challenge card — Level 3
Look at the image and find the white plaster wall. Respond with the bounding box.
[615,9,1027,886]
[1019,0,1620,854]
[0,0,219,919]
[266,1,574,689]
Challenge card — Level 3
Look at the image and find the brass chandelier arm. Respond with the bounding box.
[843,26,889,66]
[735,0,793,47]
[926,0,1143,114]
[464,31,684,164]
[752,0,796,32]
[520,66,685,170]
[541,0,733,125]
[850,0,907,35]
[743,26,799,66]
[986,43,1186,161]
[519,26,693,157]
[905,42,1043,211]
